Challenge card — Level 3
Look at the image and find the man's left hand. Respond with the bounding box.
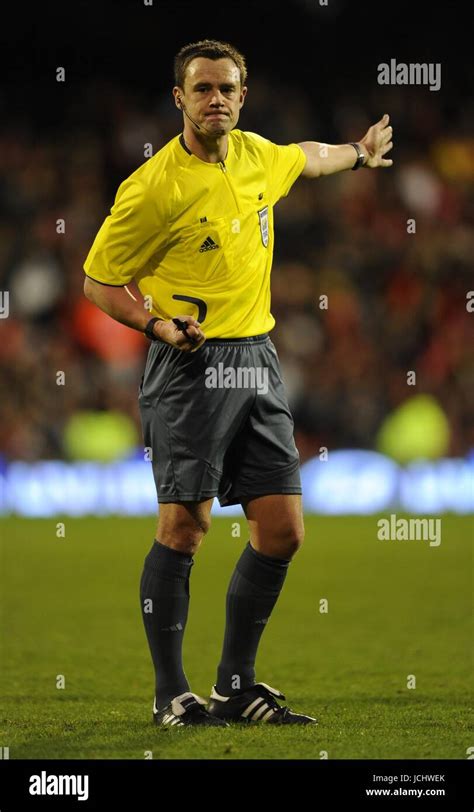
[358,113,394,168]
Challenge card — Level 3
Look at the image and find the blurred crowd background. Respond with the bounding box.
[1,1,473,465]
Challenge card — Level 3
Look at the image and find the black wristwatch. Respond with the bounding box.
[144,317,163,341]
[349,142,366,170]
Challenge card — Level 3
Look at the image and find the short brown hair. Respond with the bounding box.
[174,39,247,89]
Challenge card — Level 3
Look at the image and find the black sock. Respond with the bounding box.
[140,539,194,709]
[216,541,290,696]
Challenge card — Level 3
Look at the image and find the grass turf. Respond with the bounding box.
[1,515,472,759]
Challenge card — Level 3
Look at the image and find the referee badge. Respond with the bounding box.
[258,205,269,248]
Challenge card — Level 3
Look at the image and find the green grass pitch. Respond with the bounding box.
[1,515,472,759]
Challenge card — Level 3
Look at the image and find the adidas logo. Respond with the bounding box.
[161,713,184,726]
[199,236,219,253]
[241,699,277,722]
[153,698,185,726]
[160,623,183,632]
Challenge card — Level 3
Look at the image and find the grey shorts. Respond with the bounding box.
[138,333,302,507]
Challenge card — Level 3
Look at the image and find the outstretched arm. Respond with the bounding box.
[298,113,394,178]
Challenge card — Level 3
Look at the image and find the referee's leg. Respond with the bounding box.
[214,494,304,697]
[156,499,214,554]
[140,499,213,710]
[242,493,305,559]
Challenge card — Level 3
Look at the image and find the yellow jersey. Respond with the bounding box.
[84,129,306,338]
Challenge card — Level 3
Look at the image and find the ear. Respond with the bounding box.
[239,86,248,109]
[172,87,184,110]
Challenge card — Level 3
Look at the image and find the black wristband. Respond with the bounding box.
[349,142,366,170]
[144,317,163,341]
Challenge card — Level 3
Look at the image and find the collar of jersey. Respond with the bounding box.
[178,131,233,167]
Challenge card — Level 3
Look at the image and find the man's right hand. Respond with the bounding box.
[153,315,206,352]
[82,278,207,352]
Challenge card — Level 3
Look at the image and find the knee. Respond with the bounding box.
[158,514,211,555]
[267,522,305,559]
[283,523,305,558]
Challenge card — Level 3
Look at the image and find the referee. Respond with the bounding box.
[83,39,393,727]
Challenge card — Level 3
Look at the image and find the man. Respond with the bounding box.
[83,39,393,728]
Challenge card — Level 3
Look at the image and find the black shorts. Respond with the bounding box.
[138,333,302,507]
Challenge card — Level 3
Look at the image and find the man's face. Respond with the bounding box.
[174,57,247,135]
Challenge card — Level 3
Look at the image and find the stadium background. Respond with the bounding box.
[1,0,472,760]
